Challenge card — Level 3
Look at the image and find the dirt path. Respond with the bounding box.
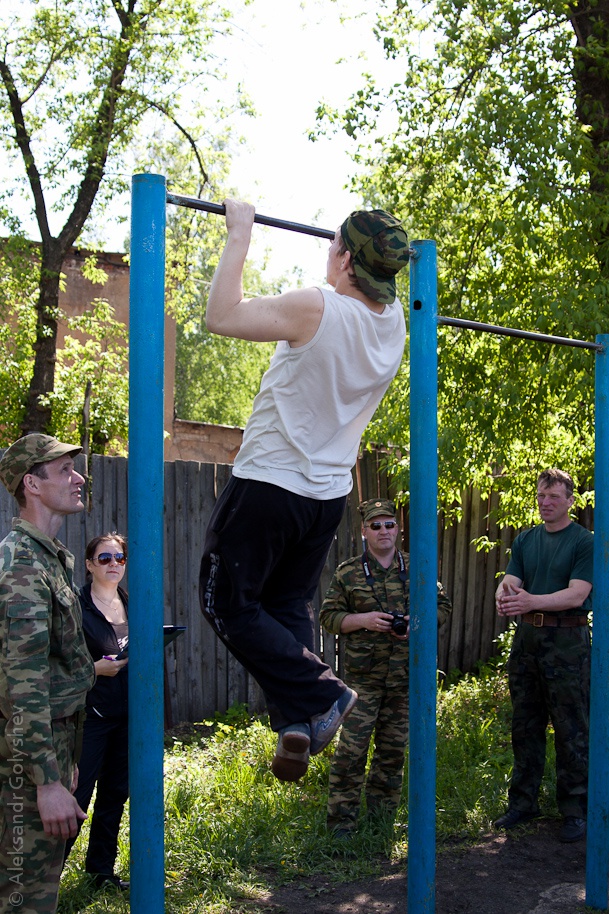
[252,820,589,914]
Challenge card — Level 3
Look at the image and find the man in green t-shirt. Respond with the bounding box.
[494,468,593,843]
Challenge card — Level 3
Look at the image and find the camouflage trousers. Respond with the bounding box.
[327,663,408,832]
[0,716,77,914]
[507,622,590,818]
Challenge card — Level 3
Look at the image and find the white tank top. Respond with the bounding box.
[232,287,406,499]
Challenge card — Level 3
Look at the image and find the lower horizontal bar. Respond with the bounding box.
[166,193,335,241]
[439,316,602,351]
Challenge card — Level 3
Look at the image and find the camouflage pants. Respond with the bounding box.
[0,716,77,914]
[327,662,408,831]
[507,622,590,818]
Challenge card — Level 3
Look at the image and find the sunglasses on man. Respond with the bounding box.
[366,521,397,531]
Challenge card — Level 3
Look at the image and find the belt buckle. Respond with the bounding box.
[533,613,544,627]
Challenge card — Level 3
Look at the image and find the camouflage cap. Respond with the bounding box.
[340,209,409,305]
[0,434,82,496]
[359,498,397,523]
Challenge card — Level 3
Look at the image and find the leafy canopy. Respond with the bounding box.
[320,0,607,525]
[0,0,243,442]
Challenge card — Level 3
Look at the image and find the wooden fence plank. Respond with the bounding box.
[447,489,471,672]
[462,489,483,671]
[480,490,501,661]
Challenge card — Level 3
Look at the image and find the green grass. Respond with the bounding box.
[59,635,560,912]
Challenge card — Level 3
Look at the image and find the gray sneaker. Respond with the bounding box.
[310,687,358,755]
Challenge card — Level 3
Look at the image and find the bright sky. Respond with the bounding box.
[3,0,402,286]
[208,0,400,285]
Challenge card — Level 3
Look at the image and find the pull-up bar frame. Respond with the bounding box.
[129,173,608,914]
[166,191,336,240]
[410,247,609,912]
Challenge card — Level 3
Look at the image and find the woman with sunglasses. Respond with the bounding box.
[64,533,130,891]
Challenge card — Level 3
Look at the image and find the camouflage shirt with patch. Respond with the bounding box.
[0,518,95,785]
[320,551,451,668]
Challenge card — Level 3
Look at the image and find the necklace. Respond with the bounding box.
[91,589,119,609]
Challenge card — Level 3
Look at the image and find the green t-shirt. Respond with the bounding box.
[506,522,593,614]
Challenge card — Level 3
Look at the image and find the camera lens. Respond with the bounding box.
[392,615,408,636]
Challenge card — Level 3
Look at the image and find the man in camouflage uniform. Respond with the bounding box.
[0,435,96,913]
[320,498,451,837]
[495,468,593,844]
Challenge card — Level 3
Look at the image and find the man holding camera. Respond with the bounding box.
[320,498,451,838]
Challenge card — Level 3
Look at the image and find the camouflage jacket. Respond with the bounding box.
[0,518,95,785]
[320,551,452,671]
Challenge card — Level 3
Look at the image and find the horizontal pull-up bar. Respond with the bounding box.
[166,192,335,241]
[439,315,603,351]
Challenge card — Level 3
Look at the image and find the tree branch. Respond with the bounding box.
[0,58,51,245]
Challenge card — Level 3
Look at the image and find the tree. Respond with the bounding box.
[319,0,608,525]
[0,0,235,436]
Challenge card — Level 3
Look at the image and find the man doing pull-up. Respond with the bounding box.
[200,199,410,782]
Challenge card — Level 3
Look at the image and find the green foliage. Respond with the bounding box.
[44,299,129,454]
[0,241,129,450]
[0,0,241,436]
[176,322,275,427]
[0,238,39,443]
[0,0,232,219]
[320,0,609,526]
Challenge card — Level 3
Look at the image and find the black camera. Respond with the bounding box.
[391,612,408,636]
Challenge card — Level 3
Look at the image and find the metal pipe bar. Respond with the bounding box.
[129,173,166,914]
[166,193,335,240]
[438,315,602,351]
[586,333,609,910]
[408,241,439,914]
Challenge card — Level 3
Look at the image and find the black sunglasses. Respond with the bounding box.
[94,552,126,565]
[367,521,397,531]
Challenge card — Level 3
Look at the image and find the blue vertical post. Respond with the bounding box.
[129,173,166,913]
[408,240,438,913]
[586,334,609,912]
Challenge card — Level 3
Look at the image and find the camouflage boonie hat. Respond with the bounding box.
[359,498,397,523]
[0,434,82,496]
[340,209,409,305]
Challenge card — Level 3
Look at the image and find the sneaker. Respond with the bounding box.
[310,687,358,755]
[494,808,540,830]
[559,816,586,843]
[271,725,310,782]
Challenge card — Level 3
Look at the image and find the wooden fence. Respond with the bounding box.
[0,450,516,726]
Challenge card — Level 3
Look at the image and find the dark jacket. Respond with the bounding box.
[79,582,128,718]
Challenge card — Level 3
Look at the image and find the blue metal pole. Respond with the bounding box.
[408,240,438,913]
[129,173,166,913]
[586,334,609,912]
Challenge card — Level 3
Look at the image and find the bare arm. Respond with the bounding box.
[205,199,324,346]
[495,574,522,604]
[496,574,591,617]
